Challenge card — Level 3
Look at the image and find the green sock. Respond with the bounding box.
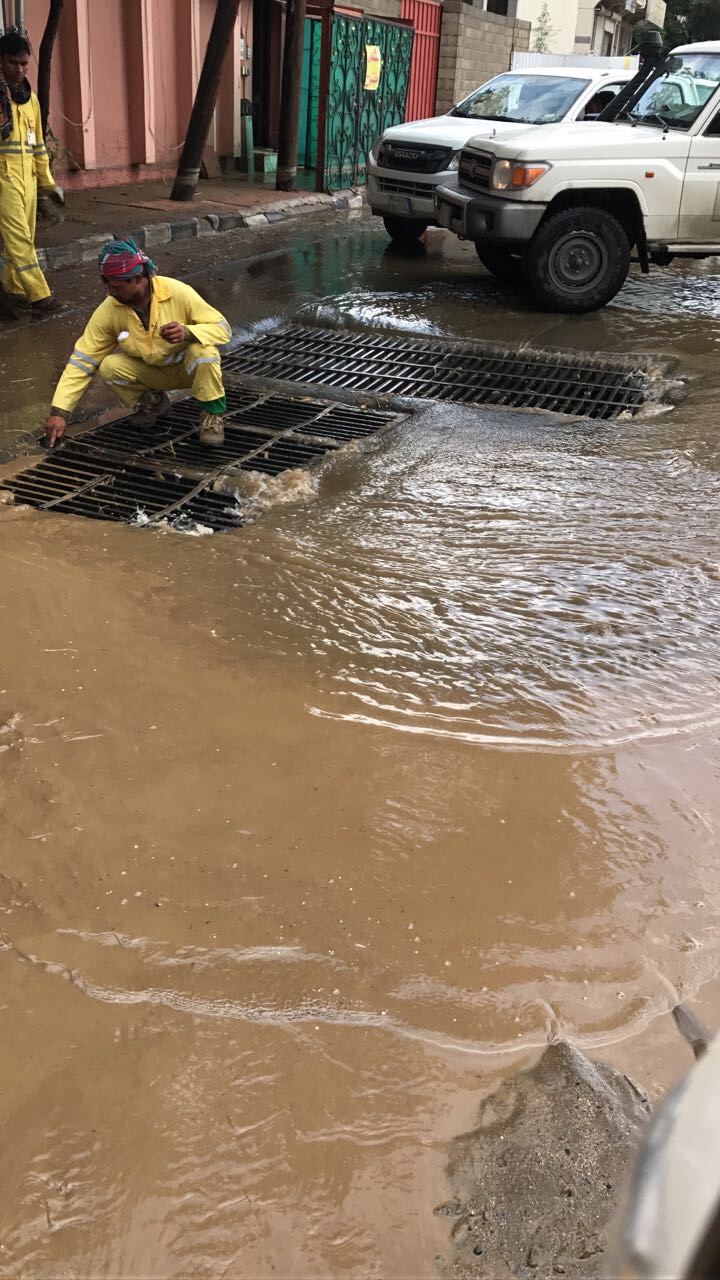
[196,395,226,415]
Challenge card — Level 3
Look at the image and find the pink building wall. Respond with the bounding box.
[20,0,252,186]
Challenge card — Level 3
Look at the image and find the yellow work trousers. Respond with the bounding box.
[99,343,225,410]
[0,176,51,302]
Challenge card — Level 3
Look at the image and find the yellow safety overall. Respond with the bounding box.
[0,90,54,302]
[52,276,232,416]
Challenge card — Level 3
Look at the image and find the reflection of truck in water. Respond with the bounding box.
[434,41,720,312]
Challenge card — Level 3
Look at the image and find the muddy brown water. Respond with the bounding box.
[2,218,720,1276]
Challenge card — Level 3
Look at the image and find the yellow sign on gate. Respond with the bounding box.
[364,45,382,91]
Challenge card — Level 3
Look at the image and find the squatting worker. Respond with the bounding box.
[45,238,232,449]
[0,31,64,312]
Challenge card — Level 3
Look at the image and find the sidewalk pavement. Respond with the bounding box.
[35,176,365,272]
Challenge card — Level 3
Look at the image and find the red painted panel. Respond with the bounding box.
[401,0,440,123]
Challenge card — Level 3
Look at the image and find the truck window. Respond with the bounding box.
[629,52,720,129]
[654,83,683,109]
[580,83,624,118]
[704,109,720,137]
[451,74,589,125]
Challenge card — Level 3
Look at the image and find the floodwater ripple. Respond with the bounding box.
[218,404,720,751]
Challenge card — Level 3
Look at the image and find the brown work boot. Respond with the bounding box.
[198,413,225,447]
[127,390,171,427]
[31,295,63,315]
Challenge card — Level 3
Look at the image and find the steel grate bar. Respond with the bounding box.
[2,381,400,532]
[224,327,647,419]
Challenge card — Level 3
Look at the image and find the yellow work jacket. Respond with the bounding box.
[52,276,233,414]
[0,91,54,192]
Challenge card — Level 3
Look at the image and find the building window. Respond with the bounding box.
[486,0,509,12]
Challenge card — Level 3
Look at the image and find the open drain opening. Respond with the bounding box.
[225,326,649,420]
[3,381,401,532]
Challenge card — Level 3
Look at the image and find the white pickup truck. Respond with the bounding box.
[366,66,632,244]
[434,40,720,312]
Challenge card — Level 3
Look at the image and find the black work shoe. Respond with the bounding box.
[31,296,63,315]
[126,390,172,427]
[0,283,21,319]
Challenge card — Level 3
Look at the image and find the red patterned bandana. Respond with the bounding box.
[99,237,158,279]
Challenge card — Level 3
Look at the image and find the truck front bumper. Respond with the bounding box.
[434,184,545,244]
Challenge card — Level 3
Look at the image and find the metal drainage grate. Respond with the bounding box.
[225,326,647,420]
[3,384,399,532]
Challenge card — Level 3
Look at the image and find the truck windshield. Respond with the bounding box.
[628,52,720,129]
[451,73,589,125]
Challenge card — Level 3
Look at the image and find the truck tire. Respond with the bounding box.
[523,206,630,313]
[383,216,428,244]
[475,243,525,283]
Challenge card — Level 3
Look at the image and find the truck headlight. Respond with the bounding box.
[447,150,460,172]
[491,160,549,191]
[369,137,382,165]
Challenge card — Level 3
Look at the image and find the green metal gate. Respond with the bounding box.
[319,13,413,192]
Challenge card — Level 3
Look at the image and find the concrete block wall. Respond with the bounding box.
[361,0,403,19]
[436,2,531,114]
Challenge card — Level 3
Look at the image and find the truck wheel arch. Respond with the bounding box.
[540,188,648,267]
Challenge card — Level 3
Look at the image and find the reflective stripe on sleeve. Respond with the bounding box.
[73,348,100,368]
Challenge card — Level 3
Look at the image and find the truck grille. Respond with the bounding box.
[377,176,435,199]
[458,148,492,192]
[378,141,455,173]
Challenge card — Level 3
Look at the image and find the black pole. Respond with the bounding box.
[598,29,665,123]
[171,0,242,202]
[276,0,307,191]
[38,0,64,138]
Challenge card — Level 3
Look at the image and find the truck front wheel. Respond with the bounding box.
[523,207,630,313]
[382,216,428,244]
[475,243,525,283]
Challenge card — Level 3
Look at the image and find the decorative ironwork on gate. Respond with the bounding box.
[320,13,413,191]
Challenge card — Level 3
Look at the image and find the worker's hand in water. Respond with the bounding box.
[49,185,65,206]
[45,414,67,448]
[160,322,188,345]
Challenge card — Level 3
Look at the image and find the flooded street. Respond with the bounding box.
[2,215,720,1276]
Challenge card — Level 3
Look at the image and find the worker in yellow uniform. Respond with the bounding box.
[45,237,232,448]
[0,31,64,312]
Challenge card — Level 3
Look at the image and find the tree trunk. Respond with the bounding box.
[37,0,64,140]
[275,0,307,191]
[171,0,242,202]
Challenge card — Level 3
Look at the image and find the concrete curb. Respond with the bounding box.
[37,190,365,274]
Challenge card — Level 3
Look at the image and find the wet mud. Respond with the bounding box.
[438,1042,650,1279]
[1,214,720,1275]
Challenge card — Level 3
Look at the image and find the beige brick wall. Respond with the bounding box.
[436,3,531,114]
